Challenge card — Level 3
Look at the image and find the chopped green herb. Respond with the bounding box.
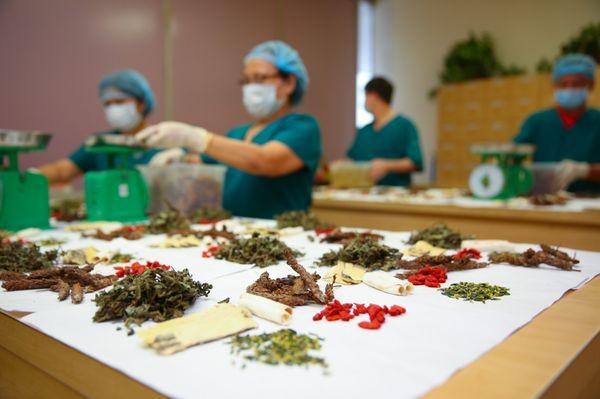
[440,282,510,302]
[230,329,327,368]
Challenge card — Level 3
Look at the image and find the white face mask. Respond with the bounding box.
[242,83,284,119]
[104,103,142,131]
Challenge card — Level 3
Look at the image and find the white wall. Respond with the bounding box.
[373,0,600,183]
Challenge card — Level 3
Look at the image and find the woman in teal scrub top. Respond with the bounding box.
[137,41,322,218]
[345,77,423,186]
[38,69,177,184]
[514,54,600,193]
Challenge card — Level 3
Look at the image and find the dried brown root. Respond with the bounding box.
[1,266,117,304]
[3,278,58,291]
[0,271,26,281]
[56,280,70,301]
[319,229,383,244]
[84,227,146,241]
[283,249,330,304]
[71,283,84,304]
[489,245,578,271]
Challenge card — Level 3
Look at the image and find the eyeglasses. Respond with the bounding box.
[239,73,283,86]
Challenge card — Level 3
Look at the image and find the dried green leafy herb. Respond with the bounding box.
[93,268,211,331]
[215,233,303,267]
[51,198,86,221]
[36,238,67,247]
[275,210,331,230]
[440,282,510,302]
[148,203,191,234]
[230,329,327,368]
[193,207,232,223]
[317,237,401,271]
[408,223,471,249]
[107,253,134,264]
[0,241,58,273]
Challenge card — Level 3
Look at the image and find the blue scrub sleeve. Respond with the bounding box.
[68,145,96,173]
[513,115,535,144]
[405,122,424,170]
[272,118,321,171]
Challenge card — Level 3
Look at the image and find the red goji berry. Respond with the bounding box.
[358,321,381,330]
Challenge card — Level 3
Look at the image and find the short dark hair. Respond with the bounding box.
[365,77,394,104]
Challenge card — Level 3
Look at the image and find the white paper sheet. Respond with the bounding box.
[2,223,599,399]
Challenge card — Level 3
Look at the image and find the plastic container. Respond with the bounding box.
[329,161,373,189]
[139,163,226,215]
[531,163,560,194]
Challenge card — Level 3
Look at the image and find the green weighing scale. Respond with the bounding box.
[468,143,534,200]
[0,130,52,230]
[83,134,148,222]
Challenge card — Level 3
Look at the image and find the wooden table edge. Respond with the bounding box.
[2,277,599,398]
[312,198,600,227]
[0,311,165,398]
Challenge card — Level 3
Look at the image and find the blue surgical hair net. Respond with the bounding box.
[552,54,597,82]
[244,40,309,105]
[98,69,155,116]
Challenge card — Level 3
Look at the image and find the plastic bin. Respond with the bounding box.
[329,161,373,189]
[531,163,560,194]
[139,164,226,215]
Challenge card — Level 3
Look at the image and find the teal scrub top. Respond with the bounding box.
[347,115,423,186]
[513,107,600,193]
[68,130,159,172]
[202,113,322,219]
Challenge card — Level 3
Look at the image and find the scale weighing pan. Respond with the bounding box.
[0,130,52,151]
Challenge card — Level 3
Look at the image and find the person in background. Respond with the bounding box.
[39,69,177,184]
[514,54,600,193]
[136,40,322,219]
[345,77,423,186]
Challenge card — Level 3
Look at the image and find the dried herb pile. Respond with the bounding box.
[215,233,302,267]
[396,250,487,279]
[148,204,191,234]
[0,241,58,273]
[317,237,402,271]
[1,265,116,304]
[319,228,383,244]
[440,282,510,302]
[51,198,86,221]
[169,226,237,241]
[275,210,331,231]
[489,245,578,271]
[105,253,134,264]
[193,207,232,223]
[408,223,471,249]
[529,194,569,206]
[86,225,146,241]
[230,329,327,368]
[247,249,333,307]
[93,268,211,330]
[36,238,67,247]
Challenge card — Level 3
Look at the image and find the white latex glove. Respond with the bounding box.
[555,160,590,191]
[148,148,185,166]
[136,121,212,153]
